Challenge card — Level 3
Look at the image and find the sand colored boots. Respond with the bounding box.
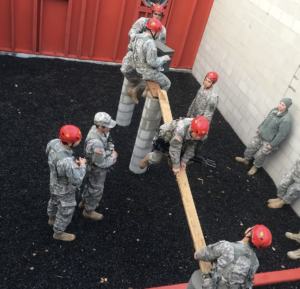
[268,198,282,203]
[48,218,55,226]
[140,154,149,169]
[142,86,149,98]
[165,154,173,168]
[287,249,300,260]
[78,200,99,210]
[268,199,285,208]
[235,157,249,165]
[83,209,103,221]
[128,88,139,104]
[53,232,76,241]
[285,232,300,243]
[247,166,258,176]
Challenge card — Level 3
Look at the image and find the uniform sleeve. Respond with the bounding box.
[129,18,146,42]
[159,26,167,44]
[169,124,185,169]
[203,95,218,123]
[87,139,116,169]
[196,241,234,268]
[181,140,198,164]
[57,158,86,187]
[269,116,292,147]
[187,94,198,117]
[248,258,259,284]
[144,40,168,68]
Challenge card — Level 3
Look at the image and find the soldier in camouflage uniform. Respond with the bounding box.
[129,4,167,44]
[187,72,219,152]
[120,18,171,105]
[79,112,118,221]
[46,125,86,242]
[140,116,209,175]
[268,155,300,209]
[187,225,272,289]
[144,0,168,7]
[236,98,292,176]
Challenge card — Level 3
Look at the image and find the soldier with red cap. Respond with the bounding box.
[129,4,167,44]
[121,18,171,104]
[46,125,87,242]
[187,225,272,289]
[140,116,210,175]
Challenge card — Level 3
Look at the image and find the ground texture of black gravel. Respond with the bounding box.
[0,55,299,289]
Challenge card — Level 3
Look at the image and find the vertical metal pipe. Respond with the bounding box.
[129,91,162,174]
[116,78,136,126]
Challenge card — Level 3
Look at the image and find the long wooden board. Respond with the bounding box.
[146,81,211,273]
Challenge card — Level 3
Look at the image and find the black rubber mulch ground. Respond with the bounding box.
[0,55,299,289]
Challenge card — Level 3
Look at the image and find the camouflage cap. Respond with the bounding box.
[94,112,116,128]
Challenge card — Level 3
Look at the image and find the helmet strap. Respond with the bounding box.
[150,30,158,40]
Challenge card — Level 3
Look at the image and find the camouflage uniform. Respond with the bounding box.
[82,113,116,211]
[46,139,86,233]
[277,156,300,204]
[129,17,167,44]
[187,86,218,143]
[187,241,259,289]
[244,108,291,168]
[148,118,200,168]
[121,32,170,94]
[144,0,169,7]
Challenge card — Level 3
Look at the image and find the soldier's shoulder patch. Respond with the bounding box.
[175,136,182,142]
[73,163,79,168]
[153,47,157,51]
[139,21,143,28]
[95,148,103,154]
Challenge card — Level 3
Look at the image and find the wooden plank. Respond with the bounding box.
[145,83,212,273]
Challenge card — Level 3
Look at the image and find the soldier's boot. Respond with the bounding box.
[128,88,139,104]
[48,218,55,226]
[235,157,249,165]
[247,166,258,176]
[165,154,173,168]
[140,154,149,169]
[78,200,99,210]
[268,199,285,209]
[287,249,300,260]
[142,86,149,98]
[83,209,103,221]
[53,232,76,242]
[285,232,300,243]
[268,198,282,203]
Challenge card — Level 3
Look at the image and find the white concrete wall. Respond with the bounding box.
[192,0,300,215]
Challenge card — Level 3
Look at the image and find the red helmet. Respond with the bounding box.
[59,125,82,143]
[146,18,162,32]
[251,225,272,249]
[191,116,209,137]
[206,72,218,83]
[152,4,164,14]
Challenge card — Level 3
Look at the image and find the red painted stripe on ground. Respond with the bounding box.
[147,268,300,289]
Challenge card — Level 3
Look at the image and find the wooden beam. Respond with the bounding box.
[147,81,211,273]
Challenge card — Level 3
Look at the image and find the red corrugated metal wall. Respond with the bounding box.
[0,0,213,69]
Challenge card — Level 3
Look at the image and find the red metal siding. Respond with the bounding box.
[0,0,213,69]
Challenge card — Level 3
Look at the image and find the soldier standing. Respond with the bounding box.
[46,125,86,242]
[187,225,272,289]
[79,112,118,221]
[235,98,292,176]
[140,116,209,175]
[129,4,167,44]
[268,155,300,209]
[121,18,171,104]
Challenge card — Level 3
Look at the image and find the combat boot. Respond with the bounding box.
[268,199,285,208]
[268,198,282,203]
[78,200,99,210]
[140,154,149,169]
[53,232,76,242]
[128,88,139,104]
[48,218,55,226]
[247,166,258,176]
[83,209,103,221]
[235,157,249,165]
[287,249,300,260]
[285,232,300,243]
[142,86,149,98]
[165,154,173,168]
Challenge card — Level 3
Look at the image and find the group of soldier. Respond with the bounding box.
[45,3,300,289]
